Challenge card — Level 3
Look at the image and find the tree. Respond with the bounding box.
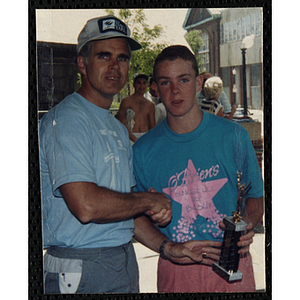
[184,30,206,73]
[106,9,169,97]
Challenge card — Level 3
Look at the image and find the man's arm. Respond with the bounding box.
[218,91,231,114]
[216,106,224,118]
[115,98,129,125]
[224,103,236,121]
[60,181,171,224]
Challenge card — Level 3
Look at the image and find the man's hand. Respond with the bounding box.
[219,221,255,255]
[163,240,222,266]
[145,188,172,226]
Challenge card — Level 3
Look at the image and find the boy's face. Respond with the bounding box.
[133,77,148,94]
[154,58,202,118]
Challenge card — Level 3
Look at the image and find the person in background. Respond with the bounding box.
[198,71,234,119]
[155,99,167,125]
[144,77,160,105]
[201,76,236,120]
[39,15,172,294]
[133,45,264,293]
[144,76,166,125]
[116,73,155,143]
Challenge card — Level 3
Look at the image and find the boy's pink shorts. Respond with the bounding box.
[157,253,256,293]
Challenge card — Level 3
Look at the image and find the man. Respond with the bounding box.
[39,15,173,294]
[116,73,156,143]
[133,46,264,293]
[144,77,160,105]
[144,76,166,125]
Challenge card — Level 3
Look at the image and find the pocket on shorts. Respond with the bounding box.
[58,272,82,293]
[44,253,83,294]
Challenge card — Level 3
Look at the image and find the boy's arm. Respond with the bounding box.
[237,196,264,254]
[134,214,222,265]
[243,196,264,228]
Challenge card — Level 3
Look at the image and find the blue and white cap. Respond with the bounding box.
[77,15,142,54]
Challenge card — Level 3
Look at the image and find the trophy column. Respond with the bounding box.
[212,171,251,282]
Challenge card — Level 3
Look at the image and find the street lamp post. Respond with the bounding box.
[241,48,247,115]
[232,68,237,105]
[240,34,255,117]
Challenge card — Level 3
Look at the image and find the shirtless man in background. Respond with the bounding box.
[116,73,156,143]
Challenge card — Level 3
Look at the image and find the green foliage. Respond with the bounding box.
[77,73,82,85]
[106,9,169,96]
[184,30,207,73]
[111,99,121,109]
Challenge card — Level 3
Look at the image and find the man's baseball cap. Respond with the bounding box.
[77,15,142,54]
[133,72,149,83]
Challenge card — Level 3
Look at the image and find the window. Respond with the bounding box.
[221,67,230,87]
[237,18,241,40]
[251,64,261,86]
[199,52,209,72]
[241,18,245,39]
[199,31,209,52]
[255,12,262,35]
[220,24,224,44]
[220,11,262,45]
[246,15,251,36]
[250,14,255,35]
[198,31,210,72]
[224,22,229,43]
[228,21,232,42]
[233,20,237,41]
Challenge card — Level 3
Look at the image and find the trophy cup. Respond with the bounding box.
[212,171,251,282]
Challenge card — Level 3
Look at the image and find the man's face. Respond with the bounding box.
[80,38,130,98]
[155,58,202,118]
[133,77,148,94]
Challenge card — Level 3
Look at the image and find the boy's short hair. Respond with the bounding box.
[153,45,199,81]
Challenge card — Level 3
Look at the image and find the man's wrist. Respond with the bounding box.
[159,238,171,260]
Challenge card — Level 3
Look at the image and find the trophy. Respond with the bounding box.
[212,171,251,282]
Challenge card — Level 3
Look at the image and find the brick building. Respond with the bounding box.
[183,8,263,110]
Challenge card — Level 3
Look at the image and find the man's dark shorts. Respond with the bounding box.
[43,242,139,294]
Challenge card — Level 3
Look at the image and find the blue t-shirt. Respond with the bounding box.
[133,112,264,243]
[39,92,135,249]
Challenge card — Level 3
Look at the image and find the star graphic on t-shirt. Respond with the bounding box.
[163,159,228,241]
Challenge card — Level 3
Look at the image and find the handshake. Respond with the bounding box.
[138,188,255,266]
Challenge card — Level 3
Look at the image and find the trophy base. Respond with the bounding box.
[212,262,243,282]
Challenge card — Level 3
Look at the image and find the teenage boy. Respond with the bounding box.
[133,45,264,292]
